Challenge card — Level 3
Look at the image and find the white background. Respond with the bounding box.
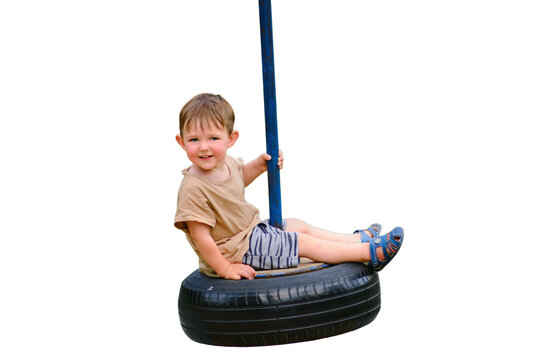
[1,0,539,358]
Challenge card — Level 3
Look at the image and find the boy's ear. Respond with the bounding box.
[176,134,186,150]
[227,130,239,148]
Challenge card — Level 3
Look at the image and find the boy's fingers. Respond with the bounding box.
[240,271,252,280]
[228,264,255,280]
[244,266,256,279]
[245,266,256,279]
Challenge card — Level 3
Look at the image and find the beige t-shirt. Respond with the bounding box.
[174,156,261,276]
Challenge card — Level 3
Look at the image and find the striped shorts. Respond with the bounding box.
[242,219,300,270]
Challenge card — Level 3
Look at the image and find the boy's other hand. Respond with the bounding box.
[260,149,284,170]
[277,149,283,169]
[223,263,257,280]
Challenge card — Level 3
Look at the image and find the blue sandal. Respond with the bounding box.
[354,223,382,243]
[368,227,404,271]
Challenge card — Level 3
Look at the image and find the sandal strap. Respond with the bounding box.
[360,231,372,243]
[369,237,381,268]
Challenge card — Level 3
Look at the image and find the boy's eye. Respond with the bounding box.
[188,138,198,142]
[210,137,219,141]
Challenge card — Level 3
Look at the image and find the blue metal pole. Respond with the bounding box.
[258,0,282,229]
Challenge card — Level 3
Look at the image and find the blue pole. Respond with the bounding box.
[258,0,283,229]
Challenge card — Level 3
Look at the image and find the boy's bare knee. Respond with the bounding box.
[286,218,308,233]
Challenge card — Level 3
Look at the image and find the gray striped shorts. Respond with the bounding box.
[242,219,299,270]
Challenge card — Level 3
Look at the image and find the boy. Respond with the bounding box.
[174,93,403,280]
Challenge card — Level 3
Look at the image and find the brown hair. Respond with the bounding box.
[179,93,235,137]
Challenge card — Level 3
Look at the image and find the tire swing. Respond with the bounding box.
[178,1,382,346]
[179,262,380,346]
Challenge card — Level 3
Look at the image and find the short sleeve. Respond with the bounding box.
[174,182,216,231]
[233,157,244,169]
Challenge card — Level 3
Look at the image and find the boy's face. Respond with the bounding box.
[176,122,238,173]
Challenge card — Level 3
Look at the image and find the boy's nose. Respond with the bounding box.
[199,140,209,150]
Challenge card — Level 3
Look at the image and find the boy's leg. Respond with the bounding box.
[286,218,372,243]
[297,233,372,263]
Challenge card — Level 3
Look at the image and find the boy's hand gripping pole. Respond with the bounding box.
[258,0,283,229]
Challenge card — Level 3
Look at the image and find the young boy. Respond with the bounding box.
[174,93,403,280]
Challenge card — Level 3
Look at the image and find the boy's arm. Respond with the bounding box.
[186,221,256,280]
[242,150,283,187]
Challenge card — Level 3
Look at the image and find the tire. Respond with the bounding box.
[178,262,381,346]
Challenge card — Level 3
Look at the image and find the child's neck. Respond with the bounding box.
[189,162,230,182]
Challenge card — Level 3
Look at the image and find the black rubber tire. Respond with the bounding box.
[178,262,381,346]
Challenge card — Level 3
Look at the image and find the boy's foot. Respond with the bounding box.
[367,227,404,271]
[354,223,382,243]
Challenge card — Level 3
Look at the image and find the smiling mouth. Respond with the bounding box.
[199,155,213,159]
